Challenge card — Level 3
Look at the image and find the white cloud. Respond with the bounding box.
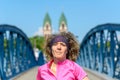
[34,27,43,36]
[52,29,58,34]
[33,26,59,37]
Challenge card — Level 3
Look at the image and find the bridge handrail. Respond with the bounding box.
[81,23,120,47]
[0,24,30,44]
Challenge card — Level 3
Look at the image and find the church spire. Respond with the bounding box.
[59,12,68,33]
[43,13,52,39]
[43,12,51,27]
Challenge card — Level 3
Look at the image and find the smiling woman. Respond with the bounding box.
[36,32,89,80]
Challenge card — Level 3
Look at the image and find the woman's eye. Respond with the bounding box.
[53,43,57,45]
[61,43,66,46]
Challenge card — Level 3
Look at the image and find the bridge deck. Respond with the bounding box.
[12,66,118,80]
[12,67,38,80]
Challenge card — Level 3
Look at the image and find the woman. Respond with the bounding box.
[36,32,89,80]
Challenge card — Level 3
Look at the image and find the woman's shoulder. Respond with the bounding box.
[66,59,83,69]
[66,59,79,65]
[66,60,87,78]
[38,63,48,70]
[38,60,52,70]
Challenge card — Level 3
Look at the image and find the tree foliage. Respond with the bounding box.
[29,36,45,51]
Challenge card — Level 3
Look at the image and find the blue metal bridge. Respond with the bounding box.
[0,24,120,80]
[77,23,120,79]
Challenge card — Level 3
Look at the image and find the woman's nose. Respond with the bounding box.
[57,44,61,50]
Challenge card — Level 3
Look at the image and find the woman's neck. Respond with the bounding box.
[50,61,57,76]
[53,58,66,64]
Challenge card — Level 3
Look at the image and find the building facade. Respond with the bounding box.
[59,13,68,33]
[43,13,52,39]
[43,12,68,38]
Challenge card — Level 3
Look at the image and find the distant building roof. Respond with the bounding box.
[59,12,67,27]
[43,13,51,27]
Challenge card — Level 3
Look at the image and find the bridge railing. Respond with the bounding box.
[0,24,37,80]
[77,23,120,79]
[37,51,46,66]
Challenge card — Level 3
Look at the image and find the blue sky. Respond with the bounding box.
[1,0,120,42]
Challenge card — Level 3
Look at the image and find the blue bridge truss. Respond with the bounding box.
[77,23,120,79]
[0,24,37,80]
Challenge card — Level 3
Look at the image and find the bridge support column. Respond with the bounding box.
[99,31,104,73]
[109,31,115,77]
[0,32,6,80]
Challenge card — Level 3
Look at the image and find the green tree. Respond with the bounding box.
[29,36,45,51]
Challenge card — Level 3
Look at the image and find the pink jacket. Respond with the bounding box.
[36,59,87,80]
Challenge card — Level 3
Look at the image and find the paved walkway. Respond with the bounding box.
[84,68,118,80]
[13,67,38,80]
[13,66,118,80]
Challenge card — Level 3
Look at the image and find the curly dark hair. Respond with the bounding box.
[44,32,80,62]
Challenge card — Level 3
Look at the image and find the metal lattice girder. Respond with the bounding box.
[0,24,37,80]
[0,32,5,80]
[78,23,120,79]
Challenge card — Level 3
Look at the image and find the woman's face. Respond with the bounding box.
[51,42,67,60]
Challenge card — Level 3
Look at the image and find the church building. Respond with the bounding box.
[43,12,68,39]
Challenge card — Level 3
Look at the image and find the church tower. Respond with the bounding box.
[59,13,68,33]
[43,13,52,39]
